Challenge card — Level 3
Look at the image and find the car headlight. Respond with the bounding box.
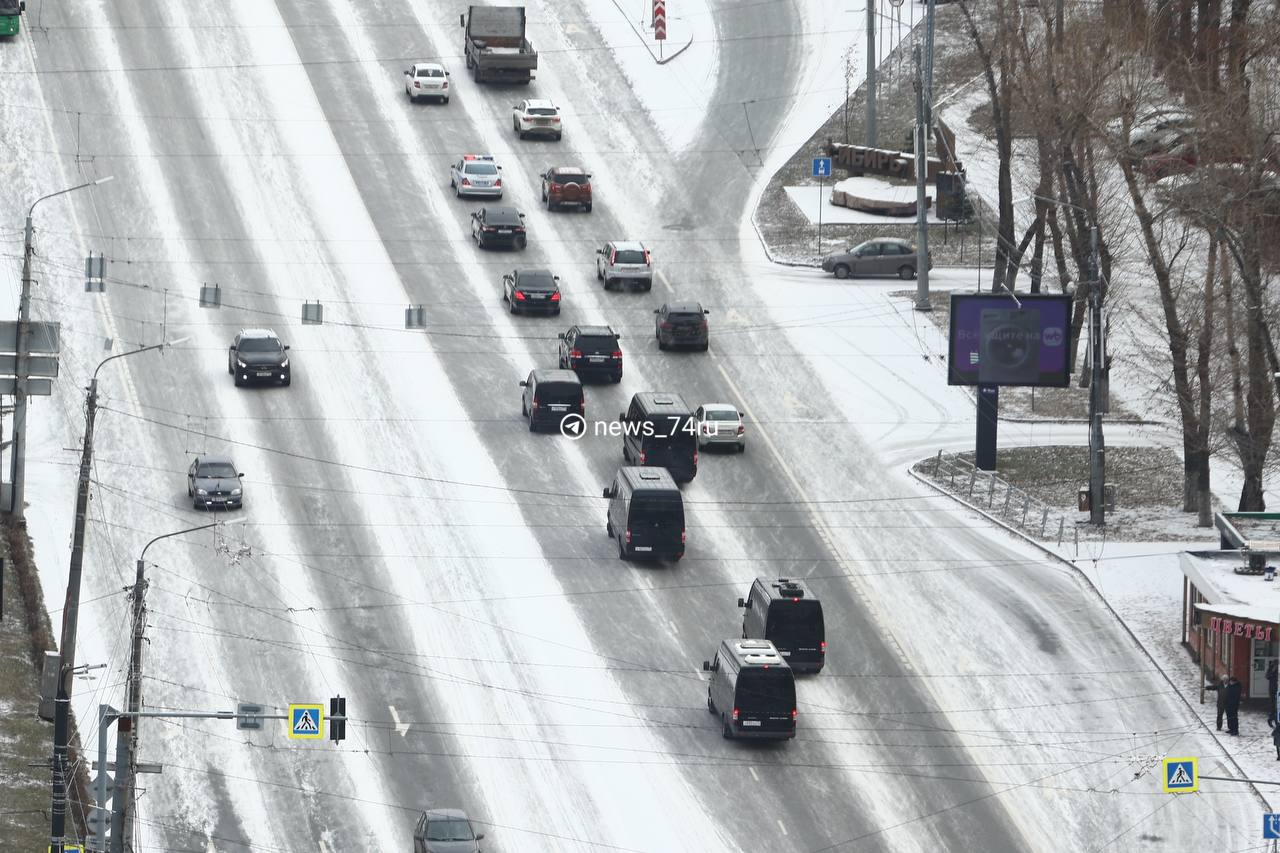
[236,359,247,368]
[196,488,209,495]
[231,488,242,496]
[280,358,289,368]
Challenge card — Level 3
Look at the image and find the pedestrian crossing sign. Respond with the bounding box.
[289,703,324,740]
[1162,757,1197,793]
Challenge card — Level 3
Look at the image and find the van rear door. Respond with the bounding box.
[733,668,796,736]
[536,381,584,415]
[626,494,684,557]
[766,600,825,668]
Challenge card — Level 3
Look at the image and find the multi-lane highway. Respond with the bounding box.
[2,0,1261,849]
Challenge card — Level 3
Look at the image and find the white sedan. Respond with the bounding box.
[512,99,562,140]
[449,155,503,199]
[404,62,450,103]
[696,404,745,452]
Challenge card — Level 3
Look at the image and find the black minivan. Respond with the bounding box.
[519,369,583,433]
[738,578,826,674]
[703,639,797,740]
[619,392,697,483]
[603,466,685,561]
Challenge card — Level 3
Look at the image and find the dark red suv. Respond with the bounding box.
[540,166,592,212]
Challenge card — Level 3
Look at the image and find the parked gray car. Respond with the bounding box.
[413,809,484,853]
[821,238,930,280]
[187,455,244,510]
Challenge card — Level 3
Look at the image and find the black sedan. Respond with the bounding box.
[471,206,527,250]
[228,328,291,386]
[503,269,561,315]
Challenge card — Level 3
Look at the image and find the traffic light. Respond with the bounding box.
[329,695,346,742]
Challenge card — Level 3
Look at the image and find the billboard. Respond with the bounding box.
[947,293,1073,387]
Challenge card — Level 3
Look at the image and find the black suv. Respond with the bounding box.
[228,328,291,387]
[519,369,584,433]
[558,325,621,382]
[503,269,561,315]
[471,206,527,250]
[655,302,709,351]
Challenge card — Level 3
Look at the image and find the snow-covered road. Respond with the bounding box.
[1,0,1262,850]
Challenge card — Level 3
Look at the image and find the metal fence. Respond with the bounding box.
[923,450,1102,556]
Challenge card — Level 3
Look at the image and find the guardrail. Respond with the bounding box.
[923,450,1102,556]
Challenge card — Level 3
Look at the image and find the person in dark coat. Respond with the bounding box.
[1205,675,1229,730]
[1273,720,1280,760]
[1225,675,1243,735]
[1268,660,1279,725]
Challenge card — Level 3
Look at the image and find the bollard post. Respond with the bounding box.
[933,450,943,478]
[967,468,976,498]
[1021,495,1030,527]
[987,474,996,507]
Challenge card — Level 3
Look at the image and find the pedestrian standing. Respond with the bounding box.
[1225,675,1243,736]
[1268,659,1278,725]
[1273,721,1280,760]
[1206,675,1229,730]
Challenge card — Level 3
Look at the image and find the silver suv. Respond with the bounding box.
[596,240,653,291]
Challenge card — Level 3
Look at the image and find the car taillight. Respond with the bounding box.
[514,291,526,301]
[737,425,745,435]
[660,322,673,330]
[681,529,686,543]
[611,351,622,359]
[441,81,448,89]
[732,708,739,722]
[644,250,652,265]
[461,178,471,186]
[693,450,699,465]
[702,424,710,434]
[700,319,708,328]
[483,226,496,232]
[550,292,561,302]
[791,708,798,720]
[552,116,561,122]
[639,451,646,464]
[514,226,525,233]
[413,81,421,89]
[531,399,539,409]
[494,178,502,187]
[820,641,827,655]
[625,529,631,543]
[571,350,582,359]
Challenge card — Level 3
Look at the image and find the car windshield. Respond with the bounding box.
[198,462,237,479]
[553,173,588,184]
[425,819,474,841]
[614,249,646,264]
[631,498,684,528]
[575,335,617,352]
[518,273,556,289]
[705,410,738,421]
[766,600,825,646]
[0,0,20,13]
[736,669,796,715]
[526,106,558,116]
[667,312,704,324]
[465,163,498,175]
[535,383,581,405]
[418,68,445,78]
[487,211,521,225]
[238,337,281,352]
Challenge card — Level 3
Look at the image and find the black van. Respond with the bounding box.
[603,467,685,561]
[519,369,583,433]
[738,578,826,674]
[702,639,797,740]
[619,392,697,483]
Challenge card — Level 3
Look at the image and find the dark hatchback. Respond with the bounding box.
[558,325,622,382]
[655,302,710,351]
[503,269,561,315]
[471,206,527,250]
[228,328,291,387]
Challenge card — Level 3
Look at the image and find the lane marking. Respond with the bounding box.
[668,618,680,635]
[389,704,410,737]
[749,766,759,782]
[656,268,676,294]
[777,819,788,836]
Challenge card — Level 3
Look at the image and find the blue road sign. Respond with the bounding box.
[1265,814,1280,840]
[812,157,832,179]
[289,703,324,739]
[1162,757,1197,793]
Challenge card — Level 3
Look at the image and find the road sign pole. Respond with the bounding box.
[817,177,823,257]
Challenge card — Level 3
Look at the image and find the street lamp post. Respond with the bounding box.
[13,175,114,520]
[51,339,183,853]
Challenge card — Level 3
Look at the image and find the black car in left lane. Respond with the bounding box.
[471,206,527,250]
[503,269,561,315]
[229,328,291,386]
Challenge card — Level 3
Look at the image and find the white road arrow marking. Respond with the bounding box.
[389,705,410,737]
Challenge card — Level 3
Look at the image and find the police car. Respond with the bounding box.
[449,154,503,199]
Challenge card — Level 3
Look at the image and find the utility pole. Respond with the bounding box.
[1087,224,1106,525]
[865,0,877,147]
[115,522,221,853]
[12,176,113,520]
[50,340,175,853]
[913,0,936,313]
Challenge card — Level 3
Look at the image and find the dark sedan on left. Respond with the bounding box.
[471,206,527,250]
[187,455,244,510]
[229,328,291,387]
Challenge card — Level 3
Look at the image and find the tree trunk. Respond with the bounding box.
[1237,228,1273,511]
[1194,237,1218,524]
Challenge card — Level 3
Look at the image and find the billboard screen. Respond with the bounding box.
[947,293,1073,387]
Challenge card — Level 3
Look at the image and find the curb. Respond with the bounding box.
[905,466,1272,810]
[607,0,694,65]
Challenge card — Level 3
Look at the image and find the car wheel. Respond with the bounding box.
[596,265,603,282]
[406,90,415,103]
[518,129,528,140]
[617,535,629,561]
[477,234,486,249]
[528,416,536,432]
[642,282,652,292]
[233,373,244,387]
[834,264,851,279]
[612,373,622,383]
[442,96,450,104]
[547,198,556,211]
[515,236,527,250]
[721,714,733,739]
[700,342,709,352]
[553,307,561,316]
[658,339,667,351]
[453,182,461,198]
[187,483,193,497]
[192,498,202,510]
[282,376,291,387]
[584,203,592,212]
[554,133,562,141]
[606,519,614,537]
[707,691,715,713]
[509,298,518,315]
[738,442,746,453]
[898,265,916,280]
[521,399,527,416]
